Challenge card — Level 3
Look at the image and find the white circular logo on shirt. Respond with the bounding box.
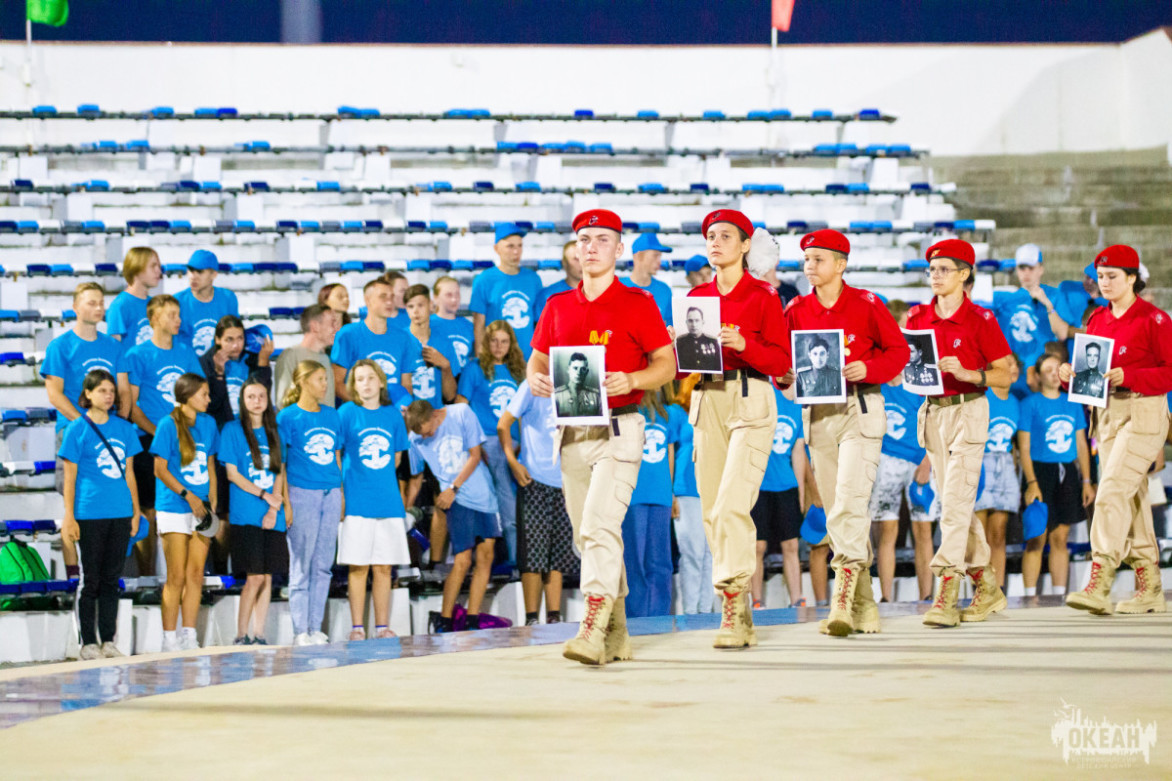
[772,419,795,455]
[988,421,1015,452]
[157,371,183,406]
[643,427,667,464]
[369,353,398,381]
[359,433,392,470]
[304,433,336,465]
[489,384,516,418]
[180,450,209,486]
[1046,419,1074,455]
[96,444,127,479]
[193,324,215,355]
[413,366,436,400]
[885,406,907,441]
[1010,309,1038,343]
[227,377,244,417]
[436,435,464,476]
[501,296,530,329]
[247,454,274,490]
[453,341,470,367]
[134,322,153,345]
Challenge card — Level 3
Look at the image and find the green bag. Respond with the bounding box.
[0,539,51,583]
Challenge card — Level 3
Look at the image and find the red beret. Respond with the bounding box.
[572,209,622,233]
[1094,244,1140,271]
[701,209,754,238]
[926,238,975,267]
[800,229,850,257]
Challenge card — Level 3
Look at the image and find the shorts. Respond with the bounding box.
[231,524,289,576]
[447,502,500,555]
[157,510,197,536]
[868,452,940,523]
[1032,460,1086,527]
[132,434,156,510]
[336,515,411,566]
[975,451,1020,513]
[516,480,579,575]
[750,488,801,548]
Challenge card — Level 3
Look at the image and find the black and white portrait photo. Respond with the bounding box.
[550,345,609,425]
[901,329,944,396]
[792,329,846,404]
[671,296,723,374]
[1069,333,1113,408]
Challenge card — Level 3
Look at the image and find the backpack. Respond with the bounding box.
[0,539,51,583]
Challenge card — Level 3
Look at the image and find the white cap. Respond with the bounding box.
[1140,262,1150,282]
[1014,243,1043,267]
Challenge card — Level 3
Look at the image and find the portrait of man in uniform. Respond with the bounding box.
[551,345,608,424]
[901,329,944,396]
[1069,333,1113,408]
[792,329,846,404]
[671,296,723,374]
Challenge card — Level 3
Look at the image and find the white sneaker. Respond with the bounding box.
[79,644,103,661]
[162,633,180,652]
[100,642,125,658]
[293,632,314,647]
[179,628,200,651]
[310,631,329,645]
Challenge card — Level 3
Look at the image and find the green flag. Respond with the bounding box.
[27,0,68,26]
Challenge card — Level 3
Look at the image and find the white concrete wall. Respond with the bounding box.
[0,30,1169,157]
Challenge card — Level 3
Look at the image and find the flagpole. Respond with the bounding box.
[24,18,34,88]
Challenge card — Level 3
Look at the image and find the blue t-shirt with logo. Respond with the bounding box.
[339,402,409,519]
[221,357,251,421]
[672,418,698,498]
[150,412,220,513]
[407,403,497,515]
[124,341,205,427]
[276,404,343,490]
[985,390,1021,454]
[631,404,684,507]
[105,291,152,358]
[880,383,926,464]
[409,333,459,409]
[456,360,520,441]
[58,414,143,520]
[331,320,420,385]
[175,287,240,357]
[1021,392,1085,464]
[219,420,286,531]
[430,315,475,375]
[506,380,561,489]
[41,330,122,432]
[994,286,1060,397]
[469,266,544,359]
[620,276,674,327]
[761,389,802,492]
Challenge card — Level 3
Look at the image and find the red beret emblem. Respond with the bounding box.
[588,215,599,225]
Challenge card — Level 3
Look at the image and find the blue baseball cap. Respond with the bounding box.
[632,233,672,254]
[799,505,827,545]
[494,222,527,243]
[187,249,219,270]
[1022,499,1049,540]
[684,254,709,273]
[245,324,273,354]
[1084,264,1097,278]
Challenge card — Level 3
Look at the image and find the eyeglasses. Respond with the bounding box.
[925,266,958,278]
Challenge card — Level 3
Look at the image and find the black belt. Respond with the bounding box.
[701,367,769,397]
[928,391,983,407]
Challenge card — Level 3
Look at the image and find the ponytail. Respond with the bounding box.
[170,373,207,466]
[284,359,325,408]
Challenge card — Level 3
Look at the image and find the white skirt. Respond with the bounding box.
[336,515,411,566]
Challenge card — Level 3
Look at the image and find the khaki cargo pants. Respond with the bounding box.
[692,376,776,593]
[558,413,645,599]
[804,390,885,570]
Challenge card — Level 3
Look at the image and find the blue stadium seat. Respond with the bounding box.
[538,259,562,270]
[0,221,16,233]
[32,105,57,116]
[451,260,473,272]
[163,263,186,275]
[10,179,34,190]
[320,221,341,233]
[301,221,322,233]
[747,110,770,120]
[214,220,234,233]
[318,261,342,274]
[910,181,932,192]
[778,260,802,272]
[636,221,660,232]
[201,181,222,191]
[83,179,110,191]
[515,181,541,192]
[473,181,494,191]
[588,143,613,154]
[126,140,149,150]
[277,220,299,232]
[806,221,828,231]
[94,263,118,276]
[339,261,365,273]
[406,260,431,272]
[702,110,725,120]
[934,221,955,231]
[27,263,52,276]
[680,221,702,234]
[246,181,270,192]
[887,144,913,157]
[858,108,882,120]
[50,264,73,276]
[0,310,19,323]
[846,183,870,194]
[127,220,150,232]
[690,183,710,193]
[850,221,873,233]
[564,141,586,152]
[535,221,556,232]
[194,107,217,117]
[82,220,105,233]
[472,260,494,270]
[150,106,174,118]
[233,220,256,232]
[636,110,659,119]
[361,261,386,272]
[268,307,295,319]
[14,220,37,234]
[2,410,28,424]
[539,142,566,152]
[342,220,363,232]
[594,182,615,193]
[432,260,453,271]
[516,142,538,152]
[496,141,518,152]
[468,221,492,232]
[33,461,54,475]
[998,259,1017,273]
[872,221,893,233]
[770,109,792,119]
[363,220,383,232]
[169,220,192,233]
[32,519,57,533]
[232,263,255,274]
[638,182,666,193]
[954,219,977,231]
[811,109,833,119]
[17,310,39,322]
[574,109,594,118]
[77,103,101,115]
[429,221,449,231]
[428,181,453,192]
[59,310,76,322]
[976,259,1001,273]
[902,260,930,272]
[813,143,838,156]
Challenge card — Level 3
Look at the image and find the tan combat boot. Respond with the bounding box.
[562,594,614,665]
[960,566,1008,622]
[852,569,881,633]
[823,566,861,637]
[714,589,757,649]
[1115,563,1167,615]
[923,572,961,627]
[1066,558,1117,616]
[606,595,633,661]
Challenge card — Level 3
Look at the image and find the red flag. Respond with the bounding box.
[772,0,795,32]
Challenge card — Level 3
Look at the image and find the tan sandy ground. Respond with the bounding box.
[2,606,1169,779]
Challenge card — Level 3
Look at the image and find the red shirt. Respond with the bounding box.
[1086,297,1172,397]
[532,276,671,409]
[688,273,791,377]
[784,283,910,386]
[906,295,1011,396]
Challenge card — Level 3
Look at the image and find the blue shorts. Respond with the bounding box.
[447,502,501,554]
